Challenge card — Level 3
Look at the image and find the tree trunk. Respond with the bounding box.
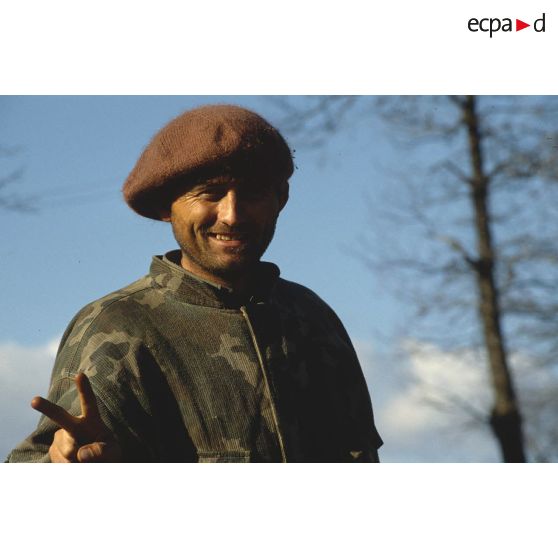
[462,95,526,462]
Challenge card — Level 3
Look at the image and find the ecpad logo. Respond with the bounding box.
[468,13,546,37]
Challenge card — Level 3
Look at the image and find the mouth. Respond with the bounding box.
[207,232,251,248]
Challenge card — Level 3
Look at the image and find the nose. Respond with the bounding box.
[217,189,245,227]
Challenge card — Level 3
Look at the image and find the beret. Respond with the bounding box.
[122,104,294,220]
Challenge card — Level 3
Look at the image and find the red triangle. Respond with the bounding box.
[516,19,530,31]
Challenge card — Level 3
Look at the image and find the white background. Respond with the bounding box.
[0,1,556,93]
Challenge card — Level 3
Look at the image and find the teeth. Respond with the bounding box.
[214,234,243,241]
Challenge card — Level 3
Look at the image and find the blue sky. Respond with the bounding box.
[1,96,401,344]
[0,96,503,462]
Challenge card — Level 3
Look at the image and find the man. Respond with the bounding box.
[7,104,382,463]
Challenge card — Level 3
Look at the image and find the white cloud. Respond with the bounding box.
[355,337,558,462]
[354,339,500,462]
[0,337,60,461]
[383,340,491,432]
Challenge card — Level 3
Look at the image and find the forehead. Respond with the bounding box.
[164,167,283,209]
[191,173,277,191]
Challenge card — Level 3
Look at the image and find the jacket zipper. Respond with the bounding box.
[240,306,287,463]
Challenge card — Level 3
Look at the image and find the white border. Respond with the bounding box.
[0,1,556,93]
[1,464,555,557]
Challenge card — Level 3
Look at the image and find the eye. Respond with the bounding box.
[240,186,269,201]
[197,188,227,201]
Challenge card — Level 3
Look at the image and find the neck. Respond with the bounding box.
[179,253,253,296]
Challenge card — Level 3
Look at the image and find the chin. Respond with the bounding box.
[210,256,259,278]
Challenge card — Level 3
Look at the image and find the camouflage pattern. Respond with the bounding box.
[7,251,382,462]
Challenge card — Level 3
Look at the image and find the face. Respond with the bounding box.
[162,176,288,286]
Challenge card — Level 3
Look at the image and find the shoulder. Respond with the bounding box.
[68,274,154,327]
[275,278,335,311]
[54,274,160,369]
[275,278,348,331]
[276,278,328,305]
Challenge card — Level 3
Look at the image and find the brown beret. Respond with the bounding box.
[122,104,294,220]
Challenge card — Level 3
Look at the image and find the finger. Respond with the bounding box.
[31,396,82,437]
[53,428,80,461]
[75,372,101,420]
[50,447,71,463]
[49,441,73,464]
[77,441,122,463]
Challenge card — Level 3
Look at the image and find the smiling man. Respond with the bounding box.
[162,173,288,295]
[7,105,383,463]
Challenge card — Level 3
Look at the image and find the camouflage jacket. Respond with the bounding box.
[7,251,382,462]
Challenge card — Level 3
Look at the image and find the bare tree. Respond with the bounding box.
[276,95,558,462]
[0,144,35,213]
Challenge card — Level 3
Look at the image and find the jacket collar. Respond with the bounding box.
[149,250,280,308]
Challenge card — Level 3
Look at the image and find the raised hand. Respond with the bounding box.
[31,372,122,463]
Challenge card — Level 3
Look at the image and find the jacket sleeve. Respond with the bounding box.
[5,375,136,463]
[279,280,384,462]
[5,307,153,463]
[316,293,384,461]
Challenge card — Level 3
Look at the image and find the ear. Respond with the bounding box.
[159,207,172,222]
[277,181,289,211]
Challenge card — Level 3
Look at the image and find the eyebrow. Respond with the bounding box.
[190,182,229,193]
[189,177,271,195]
[196,177,238,189]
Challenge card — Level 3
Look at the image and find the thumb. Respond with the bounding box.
[77,441,122,463]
